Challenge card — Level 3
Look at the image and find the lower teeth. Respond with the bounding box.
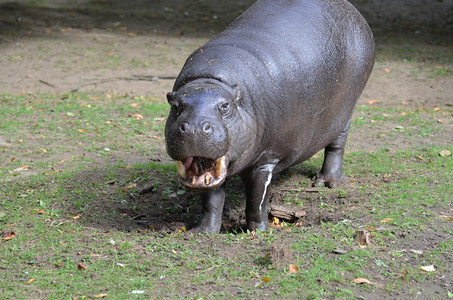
[177,156,226,186]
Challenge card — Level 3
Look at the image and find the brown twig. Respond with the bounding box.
[39,79,56,88]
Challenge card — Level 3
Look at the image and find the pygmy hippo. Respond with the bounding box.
[165,0,375,233]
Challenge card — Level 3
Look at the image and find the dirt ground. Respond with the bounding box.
[1,0,452,298]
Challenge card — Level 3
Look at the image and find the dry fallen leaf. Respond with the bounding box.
[289,264,299,274]
[383,68,390,73]
[420,265,436,272]
[33,209,47,214]
[352,278,373,285]
[154,117,166,123]
[439,150,451,157]
[9,165,29,173]
[129,113,144,120]
[415,155,424,160]
[439,215,453,221]
[122,183,137,193]
[72,215,81,220]
[95,294,108,298]
[366,99,379,105]
[26,278,36,285]
[437,118,447,124]
[380,218,394,223]
[178,226,186,233]
[270,216,281,228]
[261,276,271,282]
[2,231,16,241]
[77,129,87,133]
[77,263,86,270]
[395,270,408,281]
[45,170,60,176]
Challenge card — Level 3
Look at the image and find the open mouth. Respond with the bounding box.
[176,156,227,190]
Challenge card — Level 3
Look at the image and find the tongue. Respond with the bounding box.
[182,157,194,169]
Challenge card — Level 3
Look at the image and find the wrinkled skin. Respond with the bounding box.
[165,0,375,233]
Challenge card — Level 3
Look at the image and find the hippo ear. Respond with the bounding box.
[166,92,177,104]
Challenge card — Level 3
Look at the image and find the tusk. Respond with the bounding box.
[176,161,186,179]
[215,156,226,178]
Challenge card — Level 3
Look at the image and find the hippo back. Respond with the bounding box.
[174,0,374,165]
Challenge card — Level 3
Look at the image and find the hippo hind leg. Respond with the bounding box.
[313,120,351,188]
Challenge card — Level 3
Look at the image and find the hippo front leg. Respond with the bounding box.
[241,162,278,232]
[191,185,225,233]
[314,121,351,188]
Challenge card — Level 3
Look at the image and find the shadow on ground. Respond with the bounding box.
[66,159,326,234]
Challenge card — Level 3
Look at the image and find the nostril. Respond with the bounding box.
[202,122,212,134]
[179,122,187,132]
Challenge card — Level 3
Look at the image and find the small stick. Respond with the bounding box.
[39,79,56,88]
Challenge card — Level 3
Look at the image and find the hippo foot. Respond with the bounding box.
[247,220,269,233]
[312,173,347,188]
[187,226,205,234]
[187,225,219,234]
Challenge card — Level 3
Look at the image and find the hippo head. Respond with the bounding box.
[165,79,241,191]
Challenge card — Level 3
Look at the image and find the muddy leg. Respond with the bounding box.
[314,121,351,188]
[190,185,225,233]
[242,162,277,232]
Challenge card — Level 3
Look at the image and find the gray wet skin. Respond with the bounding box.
[165,0,375,233]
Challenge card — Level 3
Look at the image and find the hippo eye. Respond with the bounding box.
[218,102,231,116]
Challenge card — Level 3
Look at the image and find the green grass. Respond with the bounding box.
[352,105,448,137]
[0,93,169,175]
[0,93,452,299]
